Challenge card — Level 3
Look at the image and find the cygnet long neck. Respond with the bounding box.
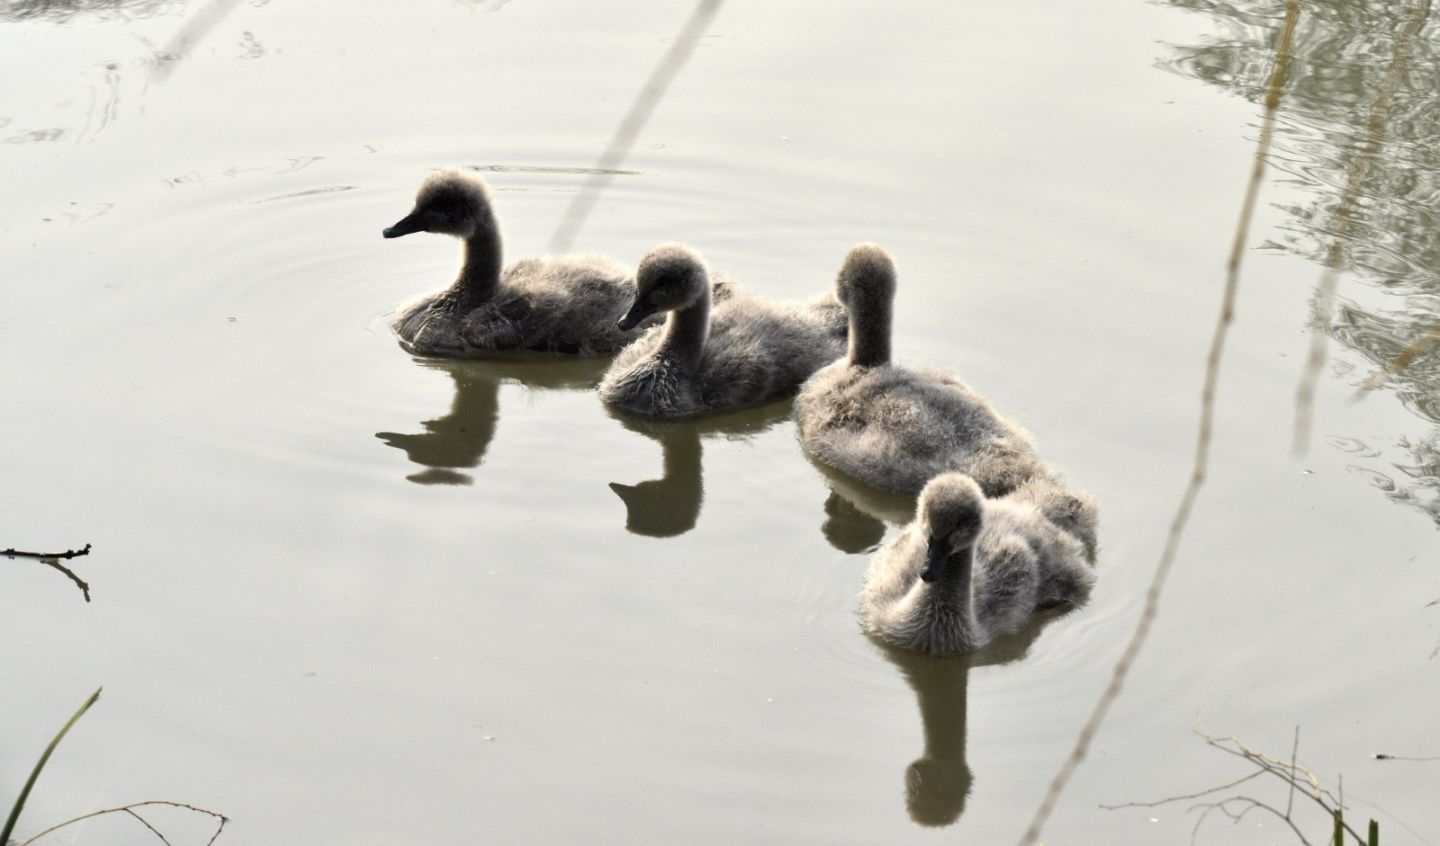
[658,287,711,367]
[924,544,975,625]
[660,429,704,496]
[456,212,503,307]
[910,658,970,765]
[848,296,892,367]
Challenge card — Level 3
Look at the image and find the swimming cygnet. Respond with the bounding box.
[599,243,847,418]
[383,168,656,357]
[862,473,1096,655]
[794,244,1052,498]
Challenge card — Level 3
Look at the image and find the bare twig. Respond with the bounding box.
[1286,725,1301,819]
[120,808,172,846]
[1202,731,1330,804]
[1293,0,1432,453]
[1374,752,1440,762]
[547,0,724,254]
[3,543,91,560]
[1012,4,1301,844]
[1106,728,1380,845]
[1198,796,1312,845]
[1202,730,1369,843]
[1098,770,1264,810]
[17,800,229,846]
[5,544,93,602]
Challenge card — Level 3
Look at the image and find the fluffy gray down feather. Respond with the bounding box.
[795,361,1049,497]
[861,476,1097,655]
[395,260,742,357]
[600,292,848,418]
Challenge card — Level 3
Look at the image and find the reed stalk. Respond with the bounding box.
[1,689,101,846]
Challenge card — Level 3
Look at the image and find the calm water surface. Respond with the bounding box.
[3,1,1437,843]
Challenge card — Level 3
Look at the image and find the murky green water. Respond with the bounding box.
[3,1,1437,843]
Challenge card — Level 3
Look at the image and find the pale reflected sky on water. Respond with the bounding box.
[2,1,1438,844]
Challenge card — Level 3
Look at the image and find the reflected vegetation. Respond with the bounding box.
[376,357,607,485]
[1163,0,1440,528]
[0,0,179,21]
[870,611,1066,828]
[1346,432,1440,527]
[2,4,148,147]
[607,402,791,537]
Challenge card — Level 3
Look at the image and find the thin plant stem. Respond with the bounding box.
[1106,728,1380,845]
[1287,725,1301,819]
[1012,3,1301,842]
[150,0,247,81]
[1098,770,1264,810]
[1,689,102,846]
[547,0,724,254]
[18,800,228,846]
[120,808,171,846]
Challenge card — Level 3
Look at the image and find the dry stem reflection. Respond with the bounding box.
[1015,2,1302,842]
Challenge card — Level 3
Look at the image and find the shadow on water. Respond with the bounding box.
[605,401,792,538]
[376,356,608,485]
[870,609,1072,829]
[1163,0,1440,528]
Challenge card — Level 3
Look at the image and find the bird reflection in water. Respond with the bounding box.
[811,457,917,554]
[820,491,887,553]
[872,611,1063,828]
[822,458,1083,826]
[607,401,794,537]
[376,356,607,485]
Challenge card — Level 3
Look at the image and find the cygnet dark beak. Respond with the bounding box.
[617,299,657,332]
[383,210,425,239]
[920,535,950,583]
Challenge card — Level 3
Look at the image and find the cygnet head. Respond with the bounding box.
[383,168,495,240]
[617,243,709,331]
[905,758,972,827]
[835,243,897,313]
[917,474,985,583]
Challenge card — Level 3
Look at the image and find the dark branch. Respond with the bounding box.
[4,543,91,560]
[5,544,93,602]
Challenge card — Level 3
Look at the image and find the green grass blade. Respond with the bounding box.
[1369,818,1379,846]
[1,688,101,846]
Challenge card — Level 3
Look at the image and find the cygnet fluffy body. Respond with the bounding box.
[795,244,1049,497]
[862,473,1095,654]
[384,168,660,357]
[599,244,847,418]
